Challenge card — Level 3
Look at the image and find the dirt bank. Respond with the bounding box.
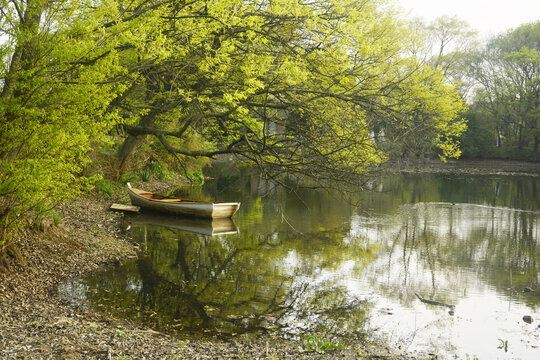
[0,193,426,360]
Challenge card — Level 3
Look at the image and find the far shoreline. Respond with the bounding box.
[385,158,540,177]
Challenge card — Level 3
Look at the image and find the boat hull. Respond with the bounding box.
[127,186,240,219]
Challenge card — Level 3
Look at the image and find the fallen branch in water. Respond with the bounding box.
[414,292,455,309]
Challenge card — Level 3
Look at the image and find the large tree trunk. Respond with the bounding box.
[1,0,46,100]
[116,110,159,174]
[117,134,147,173]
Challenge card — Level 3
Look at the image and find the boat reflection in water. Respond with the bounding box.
[122,212,240,236]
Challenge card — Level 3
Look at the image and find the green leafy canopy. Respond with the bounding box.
[0,0,466,247]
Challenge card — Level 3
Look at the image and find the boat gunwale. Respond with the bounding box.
[129,187,240,206]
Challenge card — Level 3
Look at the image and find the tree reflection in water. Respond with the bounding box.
[65,222,376,340]
[354,201,540,358]
[365,202,540,306]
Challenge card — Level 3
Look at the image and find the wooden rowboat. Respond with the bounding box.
[127,183,240,219]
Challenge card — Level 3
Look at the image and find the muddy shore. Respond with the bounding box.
[2,160,537,359]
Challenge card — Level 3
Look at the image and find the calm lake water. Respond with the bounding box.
[58,170,540,359]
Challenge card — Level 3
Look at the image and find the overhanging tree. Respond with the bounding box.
[0,0,466,255]
[113,0,466,184]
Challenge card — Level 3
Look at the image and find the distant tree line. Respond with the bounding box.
[411,17,540,161]
[463,22,540,160]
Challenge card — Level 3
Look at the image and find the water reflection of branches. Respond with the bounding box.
[282,284,369,340]
[126,230,303,336]
[375,202,540,307]
[137,256,212,328]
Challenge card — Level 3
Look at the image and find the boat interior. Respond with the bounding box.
[139,192,205,203]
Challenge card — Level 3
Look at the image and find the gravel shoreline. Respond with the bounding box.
[0,194,423,360]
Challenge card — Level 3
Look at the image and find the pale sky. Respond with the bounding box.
[396,0,540,38]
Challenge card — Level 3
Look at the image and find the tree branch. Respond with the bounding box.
[9,0,24,23]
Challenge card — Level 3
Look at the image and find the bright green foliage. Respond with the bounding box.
[0,0,467,249]
[113,0,466,183]
[0,0,161,245]
[372,15,473,161]
[302,335,343,354]
[368,59,467,161]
